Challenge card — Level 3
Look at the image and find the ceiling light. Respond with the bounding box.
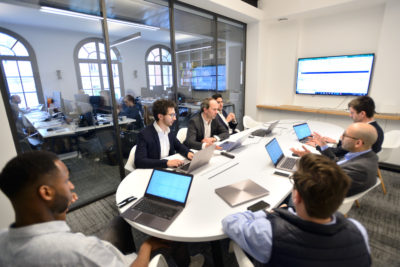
[40,6,101,21]
[176,46,212,54]
[110,32,141,47]
[107,19,159,31]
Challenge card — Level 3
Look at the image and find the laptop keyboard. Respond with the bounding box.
[134,199,179,220]
[281,157,297,169]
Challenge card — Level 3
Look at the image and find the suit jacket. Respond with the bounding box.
[216,109,238,133]
[319,121,384,160]
[134,124,190,169]
[339,150,378,197]
[184,113,229,150]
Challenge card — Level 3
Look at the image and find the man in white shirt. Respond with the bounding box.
[185,98,229,150]
[212,93,238,134]
[135,99,193,169]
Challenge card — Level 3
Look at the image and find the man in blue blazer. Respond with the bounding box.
[135,99,193,169]
[212,93,238,134]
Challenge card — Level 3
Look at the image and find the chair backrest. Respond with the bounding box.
[148,254,168,267]
[337,178,381,215]
[379,130,400,162]
[229,241,254,267]
[124,145,137,172]
[177,127,188,143]
[243,115,262,129]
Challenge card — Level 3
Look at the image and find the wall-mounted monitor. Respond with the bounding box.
[191,65,226,91]
[295,53,375,96]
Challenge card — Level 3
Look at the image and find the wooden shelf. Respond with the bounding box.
[257,105,400,121]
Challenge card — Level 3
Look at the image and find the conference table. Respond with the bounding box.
[116,119,343,264]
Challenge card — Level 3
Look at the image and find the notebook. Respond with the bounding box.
[215,179,270,207]
[220,133,250,152]
[177,144,215,173]
[251,120,280,137]
[121,169,193,232]
[265,138,298,172]
[293,123,312,143]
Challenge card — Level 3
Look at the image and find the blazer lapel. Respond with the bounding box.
[150,125,161,158]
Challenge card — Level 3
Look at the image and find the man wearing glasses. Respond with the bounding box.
[291,123,378,196]
[135,99,193,169]
[222,153,371,266]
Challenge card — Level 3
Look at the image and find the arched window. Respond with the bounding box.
[0,28,43,109]
[74,38,124,99]
[145,45,172,90]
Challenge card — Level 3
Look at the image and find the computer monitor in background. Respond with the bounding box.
[52,91,64,113]
[152,85,164,97]
[63,99,75,115]
[74,93,90,103]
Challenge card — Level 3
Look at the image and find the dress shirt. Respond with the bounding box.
[201,113,220,149]
[222,208,369,264]
[153,121,170,159]
[337,149,372,165]
[217,111,232,134]
[0,220,136,266]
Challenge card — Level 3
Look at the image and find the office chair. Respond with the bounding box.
[124,145,137,173]
[243,115,262,130]
[177,128,188,143]
[229,241,254,267]
[338,178,381,216]
[377,130,400,195]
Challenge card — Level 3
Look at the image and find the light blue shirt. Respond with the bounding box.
[337,149,372,165]
[222,208,370,264]
[0,220,136,266]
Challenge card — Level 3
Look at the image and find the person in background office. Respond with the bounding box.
[291,122,378,197]
[307,96,384,159]
[0,151,171,266]
[184,98,229,150]
[212,93,238,134]
[118,94,144,130]
[10,95,28,137]
[135,99,193,169]
[222,153,371,267]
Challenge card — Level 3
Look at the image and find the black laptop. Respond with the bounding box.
[121,169,193,232]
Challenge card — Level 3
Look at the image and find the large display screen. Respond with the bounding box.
[191,65,226,91]
[296,54,374,96]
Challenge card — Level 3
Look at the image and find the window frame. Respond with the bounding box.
[73,37,124,98]
[145,44,173,90]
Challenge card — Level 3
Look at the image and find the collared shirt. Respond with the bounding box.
[0,220,136,266]
[153,121,170,159]
[217,111,232,134]
[222,207,369,264]
[337,149,372,165]
[201,113,220,149]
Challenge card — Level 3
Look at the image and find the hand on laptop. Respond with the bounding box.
[187,152,194,160]
[290,146,311,157]
[167,159,185,168]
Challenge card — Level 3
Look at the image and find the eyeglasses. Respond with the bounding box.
[289,174,295,185]
[342,131,360,141]
[167,113,177,118]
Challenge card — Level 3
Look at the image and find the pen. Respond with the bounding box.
[117,196,137,208]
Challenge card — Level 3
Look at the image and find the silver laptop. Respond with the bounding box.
[177,144,215,173]
[251,120,280,137]
[220,133,250,152]
[121,169,193,232]
[265,138,298,172]
[215,179,269,207]
[293,122,312,143]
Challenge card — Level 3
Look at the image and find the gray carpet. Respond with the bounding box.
[66,170,400,266]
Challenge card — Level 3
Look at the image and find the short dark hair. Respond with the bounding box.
[212,93,222,100]
[0,151,59,200]
[292,154,351,219]
[348,96,375,118]
[152,99,176,121]
[200,98,214,113]
[124,95,135,104]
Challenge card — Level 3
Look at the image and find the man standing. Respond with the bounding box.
[291,123,378,196]
[184,98,229,150]
[212,93,238,134]
[308,96,384,159]
[222,153,371,266]
[0,151,167,266]
[135,99,193,169]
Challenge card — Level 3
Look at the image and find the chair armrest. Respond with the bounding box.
[229,240,254,267]
[148,254,168,267]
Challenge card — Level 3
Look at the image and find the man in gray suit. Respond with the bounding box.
[291,123,378,196]
[184,98,229,150]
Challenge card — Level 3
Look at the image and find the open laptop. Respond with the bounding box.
[215,179,270,207]
[251,120,280,137]
[293,123,312,143]
[265,138,298,172]
[220,133,250,152]
[121,169,193,232]
[177,144,215,173]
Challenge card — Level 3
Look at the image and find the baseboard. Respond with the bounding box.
[379,162,400,173]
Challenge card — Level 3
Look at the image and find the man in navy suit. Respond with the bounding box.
[135,99,193,169]
[212,93,238,134]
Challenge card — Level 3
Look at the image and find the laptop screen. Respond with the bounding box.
[265,138,284,165]
[145,169,192,204]
[293,123,311,140]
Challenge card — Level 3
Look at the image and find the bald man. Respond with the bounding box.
[291,123,378,196]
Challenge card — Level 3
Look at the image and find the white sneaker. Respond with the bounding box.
[189,254,205,267]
